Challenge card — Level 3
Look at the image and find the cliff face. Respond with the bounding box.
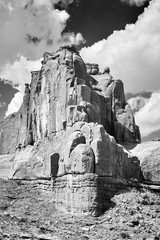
[0,46,141,215]
[0,46,140,155]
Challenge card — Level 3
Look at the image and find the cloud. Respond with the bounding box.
[63,32,86,45]
[128,96,149,113]
[125,91,152,101]
[0,0,84,66]
[120,0,149,7]
[33,0,80,8]
[126,91,152,114]
[5,92,23,116]
[0,0,68,65]
[0,56,41,92]
[0,0,84,116]
[0,56,41,115]
[80,0,160,138]
[134,91,160,137]
[80,0,160,94]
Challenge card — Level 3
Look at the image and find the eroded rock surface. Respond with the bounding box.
[0,46,140,155]
[0,154,14,179]
[0,45,141,215]
[86,63,99,75]
[127,141,160,184]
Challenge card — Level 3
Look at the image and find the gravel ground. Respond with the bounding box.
[0,178,160,240]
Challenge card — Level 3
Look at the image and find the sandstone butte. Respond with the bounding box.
[0,45,159,216]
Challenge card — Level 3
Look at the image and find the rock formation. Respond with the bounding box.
[0,45,141,215]
[127,141,160,185]
[0,154,14,179]
[86,63,99,75]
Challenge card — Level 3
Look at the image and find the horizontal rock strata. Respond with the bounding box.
[0,45,142,215]
[52,174,129,216]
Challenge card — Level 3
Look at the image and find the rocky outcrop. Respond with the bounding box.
[9,122,140,180]
[0,114,20,154]
[86,63,99,75]
[127,141,160,185]
[7,121,141,215]
[92,70,140,143]
[0,45,141,215]
[0,154,14,179]
[0,46,140,155]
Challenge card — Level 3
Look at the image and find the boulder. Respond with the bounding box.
[70,144,95,174]
[129,141,160,184]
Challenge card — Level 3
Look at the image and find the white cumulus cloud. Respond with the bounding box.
[0,0,84,116]
[80,0,160,137]
[0,0,69,65]
[5,92,23,116]
[0,56,41,91]
[0,56,41,115]
[80,0,160,94]
[135,92,160,137]
[128,96,149,113]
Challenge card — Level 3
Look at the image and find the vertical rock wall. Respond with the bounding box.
[0,46,140,155]
[0,45,141,215]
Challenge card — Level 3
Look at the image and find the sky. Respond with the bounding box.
[0,0,160,140]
